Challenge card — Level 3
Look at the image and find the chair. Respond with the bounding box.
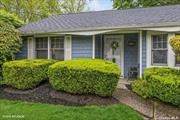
[127,67,138,80]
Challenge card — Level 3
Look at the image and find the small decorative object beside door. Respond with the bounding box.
[127,67,138,79]
[128,41,136,46]
[111,41,119,63]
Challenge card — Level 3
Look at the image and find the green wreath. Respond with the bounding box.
[111,41,119,50]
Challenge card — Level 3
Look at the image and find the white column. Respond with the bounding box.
[48,36,51,59]
[121,35,124,77]
[139,31,143,78]
[92,35,95,59]
[168,33,175,67]
[27,37,35,59]
[146,31,152,68]
[64,36,72,60]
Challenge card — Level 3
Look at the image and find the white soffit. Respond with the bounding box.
[140,27,180,32]
[64,30,116,36]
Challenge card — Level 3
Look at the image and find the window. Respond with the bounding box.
[176,53,180,66]
[35,37,48,58]
[51,37,64,60]
[151,34,168,65]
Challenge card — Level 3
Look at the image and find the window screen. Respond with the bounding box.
[151,34,167,65]
[35,37,48,58]
[50,37,64,60]
[176,53,180,66]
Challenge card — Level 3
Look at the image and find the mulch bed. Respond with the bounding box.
[0,82,119,106]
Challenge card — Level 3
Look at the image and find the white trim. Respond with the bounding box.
[92,35,95,59]
[146,31,178,68]
[121,35,124,76]
[104,35,124,76]
[105,30,140,34]
[47,37,51,59]
[146,31,151,68]
[64,35,72,60]
[140,27,180,32]
[168,33,175,67]
[146,31,167,68]
[65,30,116,36]
[32,37,35,59]
[69,36,72,59]
[34,34,65,37]
[27,37,35,59]
[139,31,143,78]
[27,37,31,59]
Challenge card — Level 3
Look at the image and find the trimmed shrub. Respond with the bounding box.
[48,59,121,97]
[132,79,152,98]
[132,67,180,106]
[169,36,180,52]
[144,67,180,80]
[2,59,56,89]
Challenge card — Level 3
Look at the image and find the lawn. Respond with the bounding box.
[0,100,143,120]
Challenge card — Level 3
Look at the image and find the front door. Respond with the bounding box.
[104,35,124,76]
[124,33,139,78]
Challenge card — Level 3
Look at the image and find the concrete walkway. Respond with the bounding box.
[113,80,180,120]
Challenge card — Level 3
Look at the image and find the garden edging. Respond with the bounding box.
[114,81,180,120]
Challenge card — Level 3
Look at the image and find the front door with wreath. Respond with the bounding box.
[104,35,123,68]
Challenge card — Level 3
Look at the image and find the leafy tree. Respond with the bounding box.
[0,0,62,23]
[0,10,24,28]
[0,0,88,23]
[113,0,138,9]
[113,0,180,9]
[60,0,87,13]
[138,0,180,7]
[0,21,21,78]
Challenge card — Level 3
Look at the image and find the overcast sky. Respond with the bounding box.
[87,0,113,11]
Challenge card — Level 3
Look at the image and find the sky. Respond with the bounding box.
[87,0,113,11]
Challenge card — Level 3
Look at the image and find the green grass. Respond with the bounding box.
[0,100,143,120]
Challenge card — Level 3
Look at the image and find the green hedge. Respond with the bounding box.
[144,67,180,80]
[132,67,180,106]
[48,59,120,97]
[2,59,56,89]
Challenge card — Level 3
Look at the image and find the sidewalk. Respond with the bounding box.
[113,80,180,120]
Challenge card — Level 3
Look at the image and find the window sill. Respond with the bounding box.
[175,64,180,67]
[151,63,168,66]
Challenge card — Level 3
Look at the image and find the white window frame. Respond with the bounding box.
[35,37,48,59]
[34,36,65,60]
[175,53,180,66]
[151,34,168,66]
[27,37,35,59]
[50,36,64,60]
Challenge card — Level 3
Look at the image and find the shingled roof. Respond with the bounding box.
[19,5,180,34]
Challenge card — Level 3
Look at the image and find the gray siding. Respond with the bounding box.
[16,38,28,59]
[141,31,147,76]
[124,33,139,77]
[72,36,92,59]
